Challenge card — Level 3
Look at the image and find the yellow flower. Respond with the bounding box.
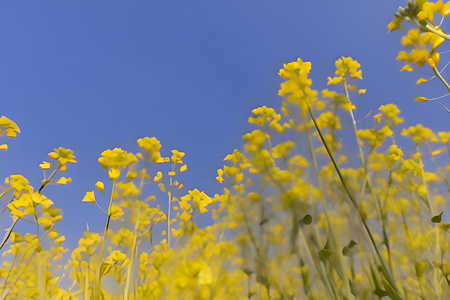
[416,78,428,84]
[216,169,224,183]
[116,182,139,197]
[55,177,72,185]
[98,148,138,169]
[415,96,428,102]
[271,141,296,160]
[248,106,289,133]
[333,56,362,80]
[39,161,51,170]
[48,147,77,165]
[154,171,163,182]
[419,1,450,25]
[171,150,185,164]
[387,17,403,33]
[438,131,450,144]
[357,126,393,149]
[396,29,444,69]
[108,168,121,180]
[401,124,439,144]
[400,65,414,72]
[278,58,318,111]
[0,116,20,138]
[243,130,267,153]
[82,191,96,203]
[181,189,213,214]
[110,204,124,219]
[137,137,162,163]
[315,112,342,130]
[373,103,404,126]
[95,181,105,193]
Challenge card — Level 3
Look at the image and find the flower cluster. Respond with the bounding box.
[1,4,450,297]
[389,0,450,103]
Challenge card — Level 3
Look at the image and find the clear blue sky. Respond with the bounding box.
[0,1,447,248]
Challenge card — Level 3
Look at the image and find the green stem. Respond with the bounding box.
[432,66,450,93]
[124,210,140,299]
[308,105,402,298]
[96,179,116,298]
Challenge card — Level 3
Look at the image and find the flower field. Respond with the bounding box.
[1,1,450,299]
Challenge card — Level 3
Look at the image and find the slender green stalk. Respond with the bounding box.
[124,210,140,299]
[415,144,441,298]
[38,252,44,300]
[307,105,402,298]
[303,112,353,300]
[124,159,148,299]
[432,66,450,93]
[96,179,117,298]
[344,79,395,280]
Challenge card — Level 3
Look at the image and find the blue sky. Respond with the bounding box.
[0,1,447,248]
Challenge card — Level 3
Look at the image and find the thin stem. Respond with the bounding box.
[308,105,402,298]
[432,66,450,93]
[168,164,174,246]
[96,179,117,297]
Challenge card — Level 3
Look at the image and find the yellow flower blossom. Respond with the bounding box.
[418,1,450,25]
[108,168,121,180]
[55,177,72,185]
[95,181,105,193]
[216,169,224,183]
[271,141,296,160]
[373,103,404,126]
[116,182,139,197]
[243,130,267,153]
[401,124,439,144]
[357,126,393,149]
[137,137,162,162]
[154,171,163,182]
[416,78,428,84]
[82,191,96,203]
[171,150,185,164]
[278,58,319,112]
[316,112,342,130]
[387,17,403,33]
[39,161,51,170]
[415,96,428,102]
[0,116,20,138]
[110,204,124,219]
[181,189,213,214]
[438,131,450,144]
[48,147,77,165]
[98,148,137,170]
[327,57,363,86]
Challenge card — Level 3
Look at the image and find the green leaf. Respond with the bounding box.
[319,239,333,261]
[259,218,269,226]
[381,275,402,300]
[440,222,450,232]
[100,262,112,277]
[431,211,444,223]
[373,288,388,297]
[342,240,358,256]
[414,261,427,277]
[349,279,357,297]
[300,214,312,225]
[347,240,357,249]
